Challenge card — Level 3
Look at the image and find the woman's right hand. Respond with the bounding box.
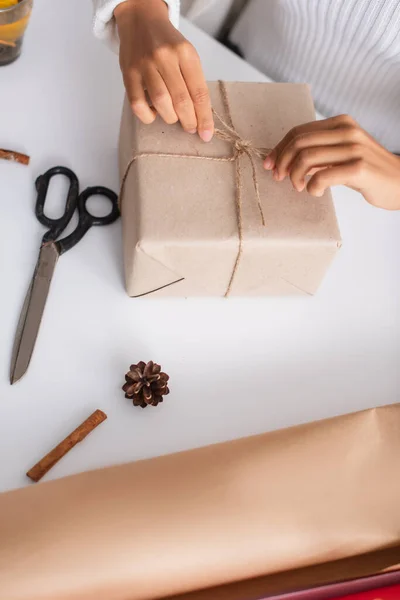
[114,0,214,141]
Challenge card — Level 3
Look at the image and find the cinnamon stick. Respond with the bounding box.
[26,409,107,483]
[0,148,30,165]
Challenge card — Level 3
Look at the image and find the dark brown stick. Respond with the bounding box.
[26,409,107,483]
[0,148,30,165]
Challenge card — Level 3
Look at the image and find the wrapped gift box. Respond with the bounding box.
[119,81,341,298]
[0,404,399,600]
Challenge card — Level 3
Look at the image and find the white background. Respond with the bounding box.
[0,0,399,493]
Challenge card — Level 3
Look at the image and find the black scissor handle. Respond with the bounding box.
[57,186,120,255]
[35,166,79,245]
[79,186,120,226]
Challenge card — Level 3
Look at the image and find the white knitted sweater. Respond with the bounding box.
[92,0,400,153]
[92,0,180,49]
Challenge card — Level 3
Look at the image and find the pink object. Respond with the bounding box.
[335,583,400,599]
[262,572,400,599]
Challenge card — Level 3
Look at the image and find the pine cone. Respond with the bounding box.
[123,361,170,408]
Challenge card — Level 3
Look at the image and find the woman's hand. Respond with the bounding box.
[264,115,400,210]
[114,0,214,141]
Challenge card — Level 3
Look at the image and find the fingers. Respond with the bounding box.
[155,48,198,134]
[143,64,179,125]
[264,117,342,171]
[262,114,374,196]
[124,41,213,140]
[123,68,156,125]
[289,144,363,191]
[307,160,365,196]
[179,45,214,142]
[264,115,362,173]
[154,44,213,140]
[273,130,358,180]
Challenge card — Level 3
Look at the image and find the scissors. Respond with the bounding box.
[10,166,120,384]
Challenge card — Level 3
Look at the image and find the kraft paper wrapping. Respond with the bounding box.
[0,405,399,600]
[119,82,341,298]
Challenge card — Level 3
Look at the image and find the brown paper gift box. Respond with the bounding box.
[119,81,341,298]
[1,404,399,600]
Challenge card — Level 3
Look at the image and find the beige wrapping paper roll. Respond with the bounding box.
[0,405,400,600]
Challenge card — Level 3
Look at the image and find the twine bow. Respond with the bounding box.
[120,81,269,297]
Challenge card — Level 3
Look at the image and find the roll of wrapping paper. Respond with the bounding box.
[0,404,400,600]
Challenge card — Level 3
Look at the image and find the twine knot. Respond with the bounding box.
[234,138,252,154]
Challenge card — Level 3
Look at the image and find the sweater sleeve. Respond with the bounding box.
[92,0,181,53]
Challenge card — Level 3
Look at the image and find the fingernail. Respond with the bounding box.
[200,129,213,143]
[264,156,273,169]
[188,129,197,134]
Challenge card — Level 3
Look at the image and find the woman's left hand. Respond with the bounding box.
[264,115,400,210]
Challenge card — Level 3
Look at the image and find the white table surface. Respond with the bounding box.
[1,0,399,494]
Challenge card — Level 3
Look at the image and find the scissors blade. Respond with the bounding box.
[10,243,59,385]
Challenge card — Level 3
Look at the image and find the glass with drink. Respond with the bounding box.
[0,0,33,66]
